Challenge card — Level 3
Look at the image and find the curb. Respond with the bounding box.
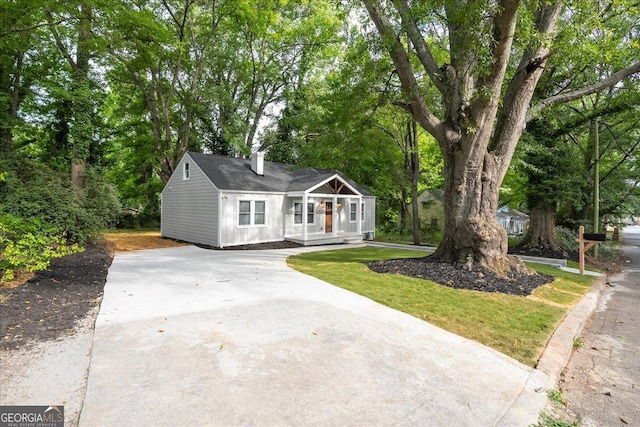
[498,274,608,426]
[536,274,607,383]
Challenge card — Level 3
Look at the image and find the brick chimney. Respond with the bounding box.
[251,152,264,176]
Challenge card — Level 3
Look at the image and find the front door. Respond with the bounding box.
[325,202,333,233]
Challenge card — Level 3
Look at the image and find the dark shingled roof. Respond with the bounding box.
[187,152,373,196]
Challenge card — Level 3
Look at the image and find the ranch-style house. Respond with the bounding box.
[161,152,376,248]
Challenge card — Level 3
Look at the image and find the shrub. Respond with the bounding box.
[0,157,120,244]
[556,226,578,251]
[0,215,82,282]
[0,155,119,281]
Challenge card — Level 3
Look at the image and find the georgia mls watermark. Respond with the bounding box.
[0,406,64,427]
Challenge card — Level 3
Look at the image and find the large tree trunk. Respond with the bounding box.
[431,139,516,274]
[519,200,562,251]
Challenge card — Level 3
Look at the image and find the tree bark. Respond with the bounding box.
[408,119,421,246]
[432,141,514,273]
[70,2,92,190]
[519,200,562,251]
[363,0,559,274]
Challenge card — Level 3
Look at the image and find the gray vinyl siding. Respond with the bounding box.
[284,197,325,236]
[341,196,376,234]
[161,155,219,246]
[363,196,376,232]
[219,192,286,247]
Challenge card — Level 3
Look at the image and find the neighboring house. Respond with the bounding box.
[161,152,376,248]
[401,190,445,231]
[403,190,529,235]
[496,205,530,235]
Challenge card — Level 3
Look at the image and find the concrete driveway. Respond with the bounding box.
[80,245,548,426]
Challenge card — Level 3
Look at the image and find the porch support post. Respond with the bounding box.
[332,195,338,237]
[357,195,362,235]
[302,192,308,241]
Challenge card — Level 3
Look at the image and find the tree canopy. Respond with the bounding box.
[1,0,639,277]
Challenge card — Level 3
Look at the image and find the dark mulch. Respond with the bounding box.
[0,245,113,351]
[508,245,579,262]
[196,241,304,250]
[367,256,554,296]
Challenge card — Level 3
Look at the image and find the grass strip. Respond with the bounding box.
[287,247,597,367]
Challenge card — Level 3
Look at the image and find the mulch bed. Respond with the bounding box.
[0,245,113,351]
[196,241,304,250]
[367,256,554,296]
[508,245,579,262]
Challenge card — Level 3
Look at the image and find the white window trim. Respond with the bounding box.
[183,161,190,180]
[361,202,365,221]
[238,200,268,227]
[349,202,357,223]
[294,202,303,225]
[294,201,315,225]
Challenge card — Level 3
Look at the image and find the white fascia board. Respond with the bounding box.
[220,189,287,196]
[304,173,362,195]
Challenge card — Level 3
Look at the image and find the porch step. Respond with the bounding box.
[285,233,364,246]
[343,236,364,244]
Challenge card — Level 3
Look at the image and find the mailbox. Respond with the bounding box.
[583,233,606,241]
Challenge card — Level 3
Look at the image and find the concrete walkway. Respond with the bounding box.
[79,245,594,426]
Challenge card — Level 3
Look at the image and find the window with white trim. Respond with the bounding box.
[361,202,365,221]
[183,161,190,180]
[349,202,357,222]
[294,202,314,224]
[238,200,267,226]
[254,201,266,225]
[239,201,251,225]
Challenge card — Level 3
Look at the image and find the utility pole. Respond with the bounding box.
[593,118,600,258]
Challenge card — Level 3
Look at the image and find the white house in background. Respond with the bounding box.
[160,152,376,248]
[496,205,530,235]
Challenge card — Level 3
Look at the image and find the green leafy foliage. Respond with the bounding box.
[0,215,82,282]
[0,155,119,281]
[1,157,119,244]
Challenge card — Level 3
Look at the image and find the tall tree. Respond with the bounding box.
[43,1,98,188]
[362,0,639,273]
[516,0,640,252]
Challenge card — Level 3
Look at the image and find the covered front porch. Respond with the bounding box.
[284,173,376,247]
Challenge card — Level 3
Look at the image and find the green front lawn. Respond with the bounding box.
[287,247,597,367]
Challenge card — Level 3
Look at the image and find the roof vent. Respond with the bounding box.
[251,151,265,176]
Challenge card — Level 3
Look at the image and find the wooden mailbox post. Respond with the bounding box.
[576,225,606,275]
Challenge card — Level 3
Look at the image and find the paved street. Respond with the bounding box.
[557,226,640,426]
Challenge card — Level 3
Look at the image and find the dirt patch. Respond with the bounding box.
[104,231,190,252]
[367,256,554,296]
[0,245,113,351]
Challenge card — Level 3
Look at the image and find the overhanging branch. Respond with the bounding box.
[527,62,640,121]
[393,0,447,96]
[363,0,447,145]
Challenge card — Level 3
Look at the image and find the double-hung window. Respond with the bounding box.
[349,202,357,222]
[183,162,190,180]
[254,201,266,225]
[294,202,314,225]
[239,201,251,225]
[361,202,365,221]
[238,200,266,226]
